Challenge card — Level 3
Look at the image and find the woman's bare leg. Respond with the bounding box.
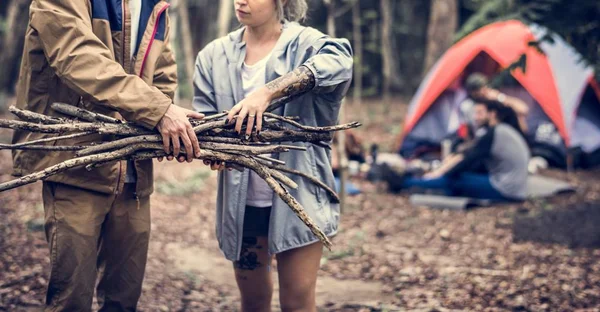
[234,236,274,312]
[276,242,323,312]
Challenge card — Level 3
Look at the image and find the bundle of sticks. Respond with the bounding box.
[0,99,360,249]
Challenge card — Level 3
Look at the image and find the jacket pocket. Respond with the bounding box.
[306,144,323,205]
[28,58,52,94]
[216,93,236,111]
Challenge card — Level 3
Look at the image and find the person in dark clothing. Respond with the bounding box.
[400,99,531,201]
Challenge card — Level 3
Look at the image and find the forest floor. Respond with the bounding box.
[1,99,600,311]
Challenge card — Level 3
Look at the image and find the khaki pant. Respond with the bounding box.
[42,182,151,312]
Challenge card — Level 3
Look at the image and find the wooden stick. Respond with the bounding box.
[256,155,286,165]
[0,146,139,192]
[0,144,87,151]
[123,149,331,247]
[208,128,334,144]
[51,102,123,124]
[77,137,303,157]
[203,150,331,248]
[0,118,152,135]
[254,164,332,249]
[3,132,94,148]
[192,119,230,134]
[199,112,228,122]
[264,112,362,132]
[265,163,340,204]
[77,134,162,156]
[9,106,68,124]
[1,103,358,249]
[198,142,295,155]
[267,167,298,189]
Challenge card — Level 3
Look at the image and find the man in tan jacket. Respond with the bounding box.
[11,0,202,310]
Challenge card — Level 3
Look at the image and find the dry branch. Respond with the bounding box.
[9,106,68,124]
[0,103,360,248]
[51,102,123,124]
[0,132,93,149]
[264,112,362,132]
[265,163,341,204]
[0,144,87,151]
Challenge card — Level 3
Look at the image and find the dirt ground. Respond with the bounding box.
[1,99,600,311]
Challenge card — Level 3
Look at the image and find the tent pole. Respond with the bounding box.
[566,151,574,182]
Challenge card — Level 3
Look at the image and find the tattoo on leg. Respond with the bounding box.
[235,237,263,271]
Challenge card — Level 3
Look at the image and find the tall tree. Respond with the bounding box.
[0,0,30,99]
[217,0,233,38]
[324,0,336,36]
[172,0,195,99]
[423,0,458,73]
[188,0,219,60]
[351,0,363,107]
[380,0,393,111]
[324,0,349,212]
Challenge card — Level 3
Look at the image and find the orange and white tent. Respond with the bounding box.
[399,20,600,162]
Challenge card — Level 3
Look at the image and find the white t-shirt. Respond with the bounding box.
[242,53,274,208]
[129,0,142,59]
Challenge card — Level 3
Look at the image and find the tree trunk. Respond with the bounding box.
[0,0,30,98]
[351,0,363,107]
[325,0,336,37]
[188,0,219,55]
[172,0,195,100]
[217,0,233,38]
[423,0,458,73]
[380,0,393,111]
[324,0,348,213]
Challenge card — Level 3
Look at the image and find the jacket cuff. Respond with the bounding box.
[137,95,172,129]
[302,63,321,90]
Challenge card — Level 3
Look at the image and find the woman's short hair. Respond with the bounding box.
[276,0,308,22]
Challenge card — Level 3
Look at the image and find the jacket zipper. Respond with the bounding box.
[139,3,170,78]
[134,192,140,209]
[116,0,128,195]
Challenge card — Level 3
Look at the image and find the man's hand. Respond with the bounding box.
[227,87,273,136]
[156,104,204,163]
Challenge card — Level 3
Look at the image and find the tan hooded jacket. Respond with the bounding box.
[12,0,177,198]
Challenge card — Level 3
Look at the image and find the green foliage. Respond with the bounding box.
[362,9,379,20]
[456,0,600,81]
[0,17,5,36]
[156,169,211,196]
[454,0,520,43]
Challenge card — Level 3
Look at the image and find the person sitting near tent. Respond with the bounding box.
[460,73,530,134]
[398,99,530,201]
[449,72,530,155]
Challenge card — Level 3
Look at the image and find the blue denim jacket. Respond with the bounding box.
[192,21,353,261]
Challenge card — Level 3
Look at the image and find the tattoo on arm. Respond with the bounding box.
[265,66,316,99]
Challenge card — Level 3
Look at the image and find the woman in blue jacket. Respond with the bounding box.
[193,0,353,310]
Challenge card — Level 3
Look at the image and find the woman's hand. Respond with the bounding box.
[157,155,188,163]
[227,87,274,137]
[203,160,233,171]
